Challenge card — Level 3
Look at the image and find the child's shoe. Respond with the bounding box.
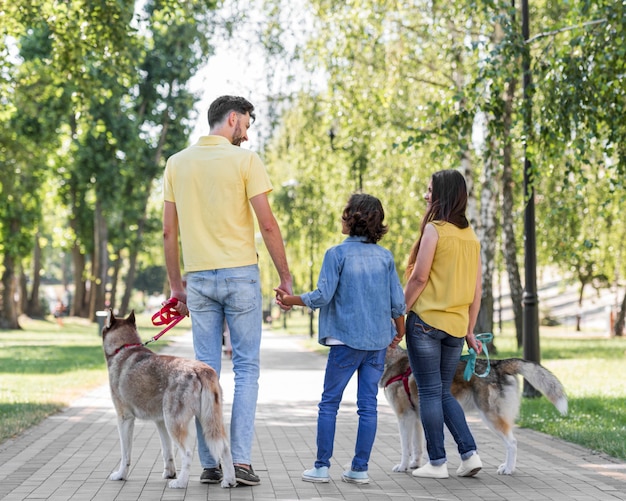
[341,469,369,484]
[302,466,330,483]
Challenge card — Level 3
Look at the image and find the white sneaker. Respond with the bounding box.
[412,462,449,479]
[456,453,482,477]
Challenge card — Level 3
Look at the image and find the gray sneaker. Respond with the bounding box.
[200,467,222,484]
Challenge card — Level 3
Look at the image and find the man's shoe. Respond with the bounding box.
[456,453,482,477]
[302,466,330,483]
[412,462,449,479]
[341,469,369,484]
[234,465,260,486]
[200,466,222,484]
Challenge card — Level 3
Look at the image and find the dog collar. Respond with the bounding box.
[114,343,143,355]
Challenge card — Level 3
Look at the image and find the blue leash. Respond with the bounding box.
[460,333,494,381]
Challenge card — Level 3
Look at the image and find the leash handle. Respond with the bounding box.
[460,332,493,381]
[147,298,186,345]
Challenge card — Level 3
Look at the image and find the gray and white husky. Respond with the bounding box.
[102,310,236,489]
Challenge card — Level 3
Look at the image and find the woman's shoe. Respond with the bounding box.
[302,466,330,483]
[456,453,482,477]
[412,462,449,479]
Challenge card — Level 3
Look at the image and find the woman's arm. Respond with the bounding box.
[404,223,438,310]
[465,254,483,354]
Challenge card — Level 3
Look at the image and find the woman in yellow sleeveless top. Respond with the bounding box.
[403,169,484,479]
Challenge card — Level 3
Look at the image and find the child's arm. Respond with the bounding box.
[274,287,305,308]
[390,315,405,348]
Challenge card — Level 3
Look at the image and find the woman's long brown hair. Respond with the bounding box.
[405,169,469,280]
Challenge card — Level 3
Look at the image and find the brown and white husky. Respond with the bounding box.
[381,346,568,475]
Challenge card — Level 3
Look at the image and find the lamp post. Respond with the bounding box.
[521,0,541,398]
[308,219,315,338]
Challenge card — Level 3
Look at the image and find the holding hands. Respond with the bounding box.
[274,287,304,309]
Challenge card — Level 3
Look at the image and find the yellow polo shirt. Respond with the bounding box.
[163,135,272,272]
[411,221,480,338]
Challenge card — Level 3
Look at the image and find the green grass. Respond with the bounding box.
[0,313,190,443]
[489,328,626,460]
[274,314,626,461]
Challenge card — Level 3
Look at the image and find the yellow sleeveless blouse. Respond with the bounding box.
[410,221,480,338]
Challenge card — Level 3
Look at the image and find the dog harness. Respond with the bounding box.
[383,332,494,406]
[384,368,417,410]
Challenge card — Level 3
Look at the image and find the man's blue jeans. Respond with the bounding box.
[314,345,385,472]
[186,264,262,468]
[405,312,477,464]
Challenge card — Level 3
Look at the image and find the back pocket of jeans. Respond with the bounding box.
[225,277,259,311]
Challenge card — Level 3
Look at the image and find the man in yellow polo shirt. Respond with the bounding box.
[163,95,292,487]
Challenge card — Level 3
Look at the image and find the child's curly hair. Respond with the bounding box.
[342,193,388,243]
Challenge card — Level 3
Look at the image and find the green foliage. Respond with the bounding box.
[0,0,224,324]
[134,265,167,295]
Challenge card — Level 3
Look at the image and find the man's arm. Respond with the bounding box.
[250,192,293,297]
[163,200,188,315]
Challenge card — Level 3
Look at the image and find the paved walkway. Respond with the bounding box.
[1,327,625,501]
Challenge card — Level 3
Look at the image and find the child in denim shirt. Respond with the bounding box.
[275,193,405,484]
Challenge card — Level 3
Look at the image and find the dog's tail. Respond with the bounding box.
[198,371,233,465]
[496,358,568,415]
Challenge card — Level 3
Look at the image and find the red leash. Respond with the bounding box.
[114,299,187,354]
[148,297,186,345]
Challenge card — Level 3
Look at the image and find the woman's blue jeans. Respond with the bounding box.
[405,312,477,465]
[186,264,262,468]
[314,345,385,472]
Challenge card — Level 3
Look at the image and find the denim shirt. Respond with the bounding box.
[301,236,406,351]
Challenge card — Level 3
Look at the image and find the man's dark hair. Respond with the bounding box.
[342,193,388,243]
[208,95,256,128]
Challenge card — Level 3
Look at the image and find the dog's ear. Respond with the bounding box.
[105,308,115,329]
[128,310,135,325]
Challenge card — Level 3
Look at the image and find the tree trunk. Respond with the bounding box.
[576,283,585,332]
[26,231,45,318]
[71,243,89,317]
[475,141,499,349]
[120,247,138,317]
[615,288,626,337]
[1,253,20,329]
[109,250,122,313]
[501,76,524,348]
[89,199,109,320]
[120,214,147,316]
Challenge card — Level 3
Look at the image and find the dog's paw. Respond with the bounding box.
[109,471,126,481]
[497,463,514,475]
[221,477,237,488]
[168,478,187,489]
[392,464,408,472]
[162,470,177,479]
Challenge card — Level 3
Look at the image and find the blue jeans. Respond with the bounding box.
[405,312,477,465]
[314,345,385,472]
[186,264,262,467]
